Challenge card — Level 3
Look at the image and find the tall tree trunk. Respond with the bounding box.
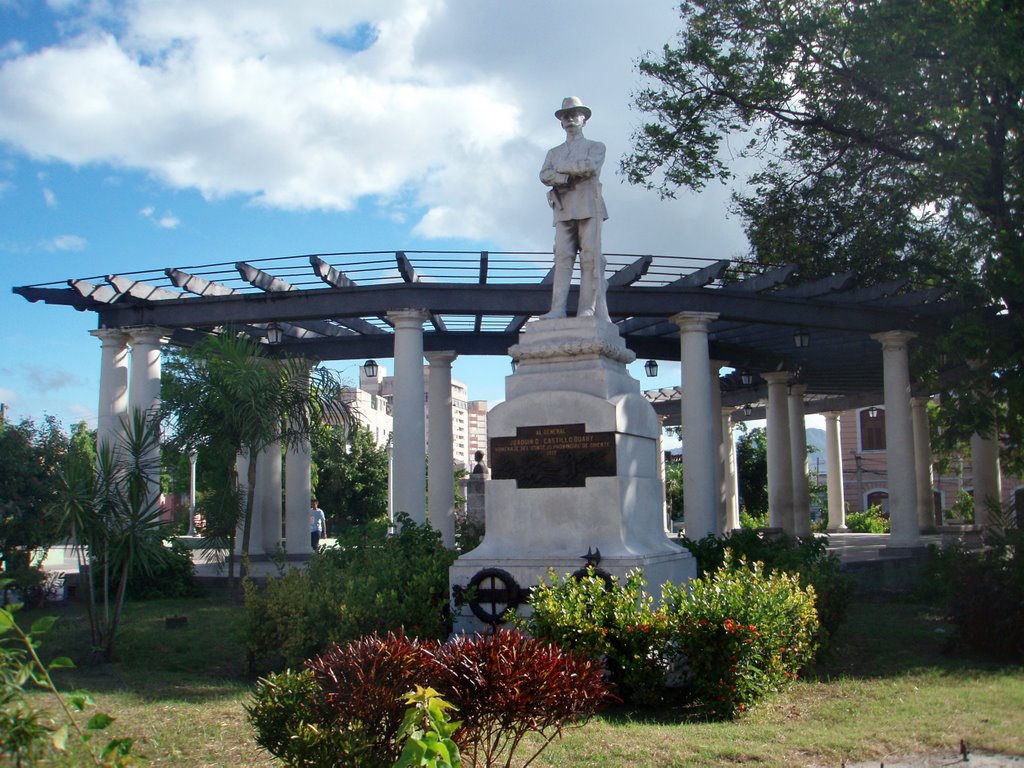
[104,561,131,663]
[238,448,258,592]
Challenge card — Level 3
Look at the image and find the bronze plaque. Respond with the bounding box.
[490,423,617,489]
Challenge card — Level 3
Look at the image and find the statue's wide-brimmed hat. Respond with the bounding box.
[555,96,592,120]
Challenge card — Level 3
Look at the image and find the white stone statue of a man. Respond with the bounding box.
[539,96,609,320]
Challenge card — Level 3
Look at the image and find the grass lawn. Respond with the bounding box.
[14,588,1024,767]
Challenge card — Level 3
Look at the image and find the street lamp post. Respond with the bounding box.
[188,449,198,536]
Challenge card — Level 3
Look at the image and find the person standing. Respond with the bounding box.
[539,96,609,321]
[309,498,326,550]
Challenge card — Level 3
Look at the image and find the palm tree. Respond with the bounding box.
[160,332,352,585]
[54,409,168,661]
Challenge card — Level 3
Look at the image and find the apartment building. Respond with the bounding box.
[840,406,1023,523]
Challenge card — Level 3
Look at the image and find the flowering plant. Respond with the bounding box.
[522,569,671,705]
[662,552,820,718]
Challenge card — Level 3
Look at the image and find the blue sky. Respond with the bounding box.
[0,0,750,432]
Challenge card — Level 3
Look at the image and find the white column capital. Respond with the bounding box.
[125,325,172,346]
[871,329,918,350]
[425,350,458,367]
[90,328,131,345]
[670,311,719,332]
[789,382,808,398]
[762,371,792,386]
[387,308,430,329]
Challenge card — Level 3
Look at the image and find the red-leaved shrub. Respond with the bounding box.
[432,629,610,766]
[306,631,440,765]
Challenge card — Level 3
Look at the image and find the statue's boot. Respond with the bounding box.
[540,265,571,319]
[577,263,596,318]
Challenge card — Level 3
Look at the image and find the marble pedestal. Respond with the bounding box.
[450,316,696,634]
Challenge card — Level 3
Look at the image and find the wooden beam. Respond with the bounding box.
[726,264,799,293]
[69,279,119,304]
[309,256,355,288]
[167,268,236,296]
[607,255,653,287]
[396,251,419,283]
[504,267,556,333]
[663,259,729,288]
[107,275,181,301]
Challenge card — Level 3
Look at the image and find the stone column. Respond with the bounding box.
[971,429,1001,528]
[722,408,741,531]
[789,383,812,537]
[763,372,795,533]
[285,364,314,556]
[388,309,429,525]
[824,411,847,531]
[127,326,169,419]
[258,442,282,554]
[285,437,313,555]
[872,330,919,546]
[90,329,130,453]
[709,361,725,532]
[911,397,936,530]
[127,326,169,512]
[426,351,457,548]
[670,312,719,540]
[657,416,669,530]
[234,451,250,556]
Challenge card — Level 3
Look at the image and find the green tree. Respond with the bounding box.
[54,411,169,661]
[311,425,389,531]
[665,460,684,522]
[160,333,351,583]
[0,417,68,605]
[624,0,1024,468]
[735,426,768,520]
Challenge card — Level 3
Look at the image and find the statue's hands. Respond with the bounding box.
[556,159,596,178]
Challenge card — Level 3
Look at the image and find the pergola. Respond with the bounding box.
[13,249,958,420]
[14,249,966,552]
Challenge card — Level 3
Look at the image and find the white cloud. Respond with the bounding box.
[0,0,746,255]
[42,186,56,206]
[45,234,87,251]
[0,39,26,59]
[0,387,16,405]
[140,205,180,228]
[25,365,79,391]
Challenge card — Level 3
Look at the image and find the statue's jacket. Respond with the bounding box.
[540,138,609,224]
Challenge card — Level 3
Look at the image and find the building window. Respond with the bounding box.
[866,490,889,514]
[859,408,886,451]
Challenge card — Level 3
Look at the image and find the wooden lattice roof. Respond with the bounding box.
[13,250,961,419]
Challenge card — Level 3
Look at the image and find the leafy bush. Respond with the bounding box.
[523,569,670,704]
[246,668,359,767]
[662,554,820,719]
[739,509,767,529]
[248,630,609,767]
[1,589,135,766]
[926,530,1024,661]
[244,515,456,671]
[124,538,200,600]
[845,504,890,533]
[432,629,608,767]
[946,489,975,523]
[681,529,850,652]
[395,686,462,768]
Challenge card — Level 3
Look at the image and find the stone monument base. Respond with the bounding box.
[450,315,696,635]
